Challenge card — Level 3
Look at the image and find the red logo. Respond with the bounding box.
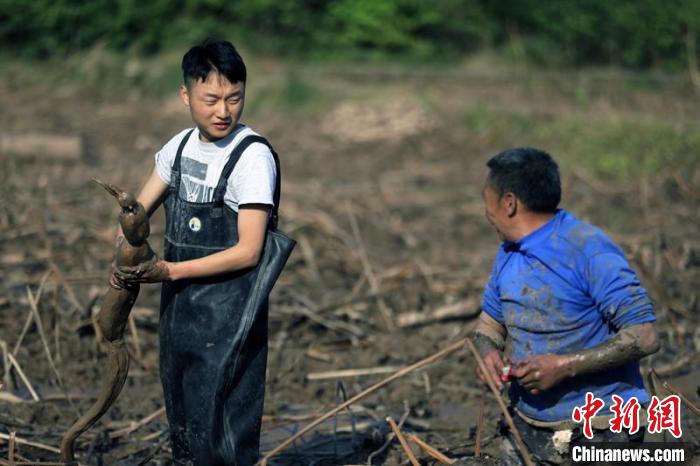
[572,394,683,439]
[609,395,641,435]
[647,395,682,438]
[572,392,605,439]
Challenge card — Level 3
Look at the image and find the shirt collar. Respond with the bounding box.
[502,209,565,253]
[195,124,246,154]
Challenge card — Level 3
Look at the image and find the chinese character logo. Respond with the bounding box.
[609,395,641,435]
[647,395,682,438]
[572,393,683,439]
[572,392,605,439]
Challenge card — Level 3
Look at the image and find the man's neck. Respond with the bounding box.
[507,211,556,242]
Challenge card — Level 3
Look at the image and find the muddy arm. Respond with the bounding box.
[561,322,660,378]
[473,312,509,389]
[474,312,507,354]
[566,251,660,377]
[512,322,660,395]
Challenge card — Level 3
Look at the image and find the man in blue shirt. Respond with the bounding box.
[473,147,659,464]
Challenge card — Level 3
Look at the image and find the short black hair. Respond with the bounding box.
[486,147,561,213]
[182,39,247,86]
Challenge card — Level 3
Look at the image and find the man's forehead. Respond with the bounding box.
[191,73,244,93]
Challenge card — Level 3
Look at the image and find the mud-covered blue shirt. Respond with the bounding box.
[482,209,655,422]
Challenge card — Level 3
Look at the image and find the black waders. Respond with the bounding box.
[159,130,295,465]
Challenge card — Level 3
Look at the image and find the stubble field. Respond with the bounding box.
[0,55,698,464]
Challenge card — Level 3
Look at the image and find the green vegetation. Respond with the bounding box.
[2,0,698,185]
[464,108,700,180]
[2,0,700,69]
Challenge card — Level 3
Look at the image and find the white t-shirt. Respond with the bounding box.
[155,125,277,212]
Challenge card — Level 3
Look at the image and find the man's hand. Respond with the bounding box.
[510,323,660,396]
[109,269,126,290]
[114,255,172,284]
[473,313,508,390]
[109,227,127,290]
[473,331,507,390]
[158,206,269,281]
[480,348,507,390]
[511,354,570,395]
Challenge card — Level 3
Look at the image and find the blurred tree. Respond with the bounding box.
[0,0,698,70]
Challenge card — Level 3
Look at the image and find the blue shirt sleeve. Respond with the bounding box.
[585,252,656,329]
[482,256,504,323]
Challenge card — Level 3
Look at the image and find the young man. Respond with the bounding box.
[114,40,279,465]
[474,148,659,464]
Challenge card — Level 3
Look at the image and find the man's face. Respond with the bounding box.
[482,181,511,241]
[180,72,245,142]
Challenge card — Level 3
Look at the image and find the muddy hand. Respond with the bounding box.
[510,354,569,395]
[109,268,137,290]
[109,235,126,290]
[478,350,508,391]
[109,270,124,290]
[115,255,172,283]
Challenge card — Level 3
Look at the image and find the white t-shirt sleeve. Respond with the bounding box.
[154,129,192,185]
[226,142,277,208]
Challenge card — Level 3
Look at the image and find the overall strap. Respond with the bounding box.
[213,135,281,230]
[170,129,195,192]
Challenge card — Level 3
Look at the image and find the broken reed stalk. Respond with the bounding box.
[12,271,51,356]
[25,286,78,416]
[651,370,700,417]
[386,416,420,466]
[663,382,700,417]
[8,431,15,466]
[0,341,10,394]
[128,314,142,360]
[37,213,83,315]
[5,353,39,402]
[346,203,394,330]
[53,312,61,364]
[109,406,166,439]
[306,366,402,380]
[140,429,166,442]
[406,433,455,465]
[475,385,485,457]
[256,338,468,466]
[13,310,34,357]
[465,339,534,466]
[366,401,412,464]
[396,298,480,328]
[277,305,364,337]
[0,433,60,454]
[297,235,322,283]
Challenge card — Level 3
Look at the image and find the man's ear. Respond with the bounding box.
[502,192,518,217]
[179,84,190,107]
